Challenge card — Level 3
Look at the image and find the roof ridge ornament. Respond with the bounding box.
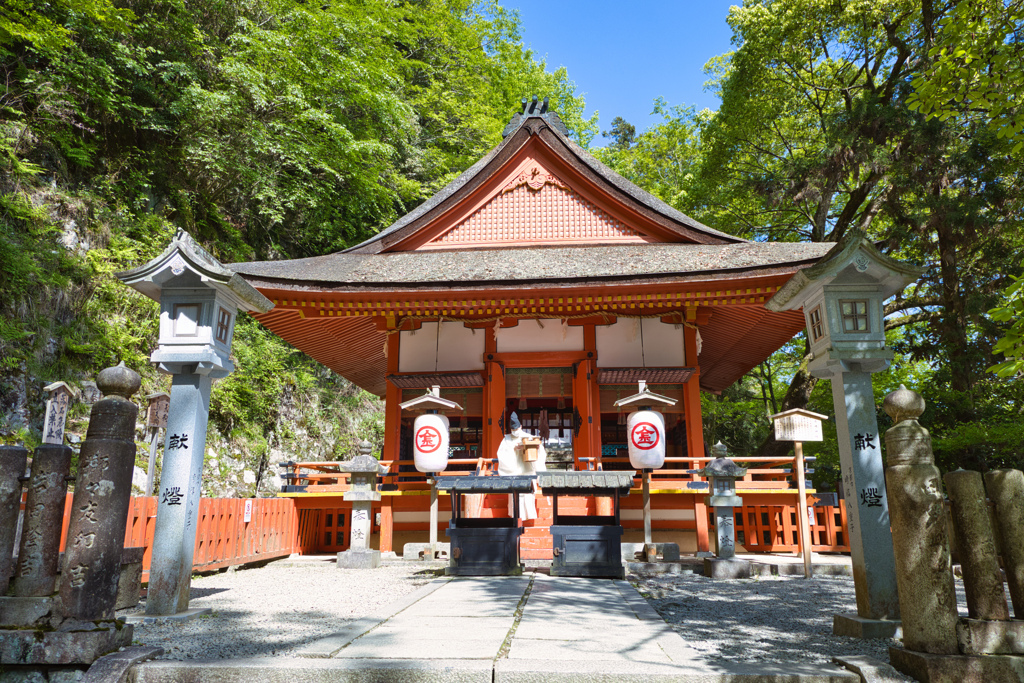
[502,95,569,138]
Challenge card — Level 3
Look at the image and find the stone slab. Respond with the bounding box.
[625,561,702,575]
[494,657,859,682]
[81,645,164,683]
[0,624,133,665]
[370,620,513,642]
[955,617,1024,655]
[338,638,502,660]
[507,638,673,663]
[833,655,910,683]
[889,644,1024,683]
[620,543,680,562]
[296,577,452,658]
[337,549,381,569]
[0,595,56,627]
[133,657,494,683]
[832,613,901,640]
[123,607,211,625]
[404,543,451,560]
[704,557,752,579]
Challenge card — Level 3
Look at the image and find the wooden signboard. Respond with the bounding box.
[146,392,171,429]
[42,382,73,445]
[771,408,827,442]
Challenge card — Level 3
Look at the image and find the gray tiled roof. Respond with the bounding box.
[536,471,637,492]
[435,475,536,493]
[231,242,834,288]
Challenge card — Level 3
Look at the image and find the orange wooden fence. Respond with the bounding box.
[57,495,298,581]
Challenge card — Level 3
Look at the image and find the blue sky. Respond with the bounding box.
[506,1,739,141]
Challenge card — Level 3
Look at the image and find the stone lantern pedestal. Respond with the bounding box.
[337,443,387,569]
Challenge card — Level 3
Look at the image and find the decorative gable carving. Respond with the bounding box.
[423,164,650,249]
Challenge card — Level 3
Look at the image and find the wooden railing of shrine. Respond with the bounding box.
[56,495,298,581]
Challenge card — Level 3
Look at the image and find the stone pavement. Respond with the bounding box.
[133,572,860,682]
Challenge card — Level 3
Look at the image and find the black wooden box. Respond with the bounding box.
[550,516,624,578]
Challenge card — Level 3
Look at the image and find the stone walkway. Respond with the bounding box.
[133,572,860,682]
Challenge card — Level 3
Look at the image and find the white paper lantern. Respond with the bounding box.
[626,409,666,469]
[413,413,450,473]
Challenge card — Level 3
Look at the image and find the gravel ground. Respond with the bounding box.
[123,555,972,679]
[630,570,915,681]
[122,557,440,660]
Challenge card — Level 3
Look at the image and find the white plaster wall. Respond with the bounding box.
[400,322,485,372]
[437,322,484,371]
[641,318,686,366]
[496,319,583,353]
[595,319,643,367]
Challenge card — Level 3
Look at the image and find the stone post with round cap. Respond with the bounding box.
[882,385,958,654]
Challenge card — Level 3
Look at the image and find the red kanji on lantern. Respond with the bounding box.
[416,425,442,453]
[630,422,660,450]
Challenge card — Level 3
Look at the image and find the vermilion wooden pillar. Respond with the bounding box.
[380,332,401,553]
[483,326,505,459]
[683,316,710,553]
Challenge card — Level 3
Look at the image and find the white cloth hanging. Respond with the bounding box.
[495,425,546,519]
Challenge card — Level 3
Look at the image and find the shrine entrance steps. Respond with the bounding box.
[131,572,858,683]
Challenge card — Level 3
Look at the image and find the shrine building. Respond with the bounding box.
[229,99,844,558]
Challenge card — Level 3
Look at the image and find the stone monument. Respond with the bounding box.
[767,232,923,637]
[116,229,273,616]
[337,441,387,569]
[0,364,140,667]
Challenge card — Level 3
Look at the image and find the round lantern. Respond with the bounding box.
[626,408,666,469]
[413,413,450,473]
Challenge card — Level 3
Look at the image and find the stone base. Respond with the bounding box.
[0,622,133,665]
[833,613,901,639]
[0,595,57,628]
[620,543,680,562]
[124,608,211,625]
[889,644,1024,683]
[337,549,381,569]
[115,547,145,611]
[956,617,1024,655]
[402,543,450,560]
[703,558,751,579]
[695,550,715,558]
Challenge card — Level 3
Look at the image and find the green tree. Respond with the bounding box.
[601,116,635,150]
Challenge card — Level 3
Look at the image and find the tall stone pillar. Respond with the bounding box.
[146,372,212,615]
[832,369,899,621]
[944,469,1009,621]
[0,446,28,596]
[59,363,141,621]
[337,443,385,570]
[882,386,958,654]
[12,444,73,597]
[984,469,1024,618]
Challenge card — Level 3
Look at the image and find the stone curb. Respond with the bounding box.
[832,654,907,683]
[81,645,164,683]
[295,575,452,658]
[494,657,860,682]
[133,657,493,682]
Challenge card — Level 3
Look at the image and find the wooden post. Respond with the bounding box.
[380,497,393,553]
[642,469,652,546]
[145,427,160,497]
[795,441,812,578]
[429,476,438,558]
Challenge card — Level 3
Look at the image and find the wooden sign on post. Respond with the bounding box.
[146,392,170,429]
[770,408,828,579]
[42,382,73,445]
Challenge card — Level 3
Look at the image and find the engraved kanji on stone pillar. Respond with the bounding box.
[12,444,73,597]
[0,446,28,595]
[58,362,141,621]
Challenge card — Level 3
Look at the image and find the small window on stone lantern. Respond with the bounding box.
[216,306,232,344]
[808,305,825,341]
[840,300,870,332]
[173,303,200,337]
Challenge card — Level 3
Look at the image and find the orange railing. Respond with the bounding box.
[57,494,298,581]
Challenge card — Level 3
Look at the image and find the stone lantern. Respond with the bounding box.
[399,386,462,559]
[117,229,273,617]
[337,442,388,569]
[699,442,746,568]
[768,231,924,634]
